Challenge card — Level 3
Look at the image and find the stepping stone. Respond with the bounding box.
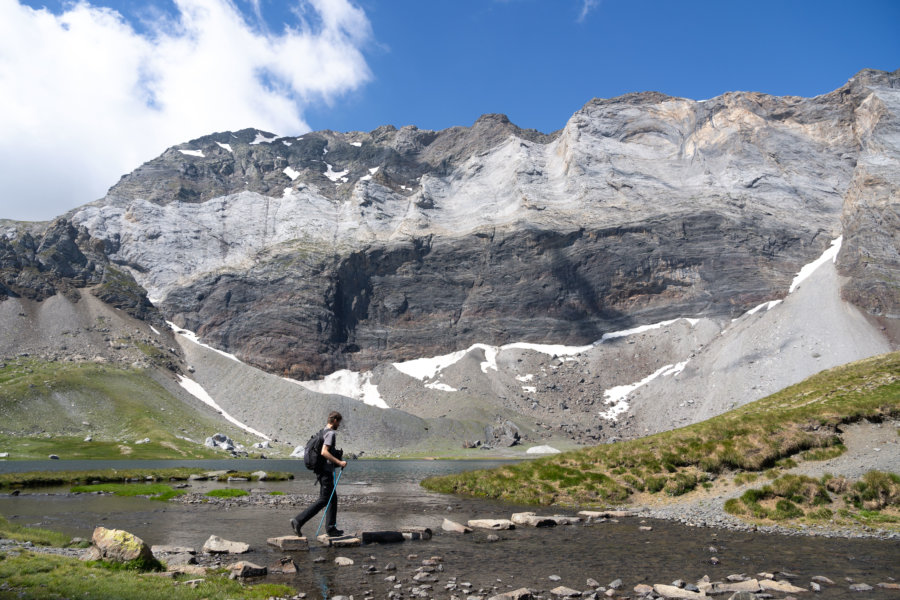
[467,519,514,530]
[759,579,808,593]
[360,531,405,545]
[317,534,361,547]
[578,510,632,519]
[442,518,472,533]
[488,588,532,600]
[400,526,432,540]
[228,561,267,578]
[267,536,308,551]
[511,512,581,527]
[202,535,249,554]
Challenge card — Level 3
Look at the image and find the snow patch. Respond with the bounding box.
[515,374,534,382]
[296,370,389,409]
[600,318,698,342]
[368,167,380,175]
[522,386,537,393]
[216,142,233,153]
[283,166,301,180]
[177,375,269,440]
[167,321,241,363]
[324,163,349,183]
[149,325,160,335]
[251,131,280,145]
[599,360,689,420]
[282,140,292,146]
[526,445,561,455]
[789,236,842,293]
[425,381,458,392]
[178,149,204,158]
[745,299,783,317]
[350,141,362,147]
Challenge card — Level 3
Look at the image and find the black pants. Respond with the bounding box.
[293,471,337,532]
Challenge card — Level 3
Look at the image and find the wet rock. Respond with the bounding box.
[811,576,834,585]
[714,579,761,594]
[549,575,562,582]
[608,579,622,590]
[550,586,581,598]
[759,580,808,593]
[488,588,532,600]
[361,531,405,544]
[653,584,705,599]
[267,536,308,550]
[486,534,500,542]
[511,512,581,527]
[468,519,514,530]
[633,584,653,595]
[586,578,600,588]
[442,518,473,533]
[578,510,632,520]
[335,556,354,566]
[401,526,433,540]
[810,582,821,592]
[202,535,249,554]
[849,583,873,592]
[228,561,266,578]
[878,583,900,590]
[279,557,298,574]
[317,534,361,547]
[726,593,757,600]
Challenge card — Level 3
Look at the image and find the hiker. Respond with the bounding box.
[291,411,348,537]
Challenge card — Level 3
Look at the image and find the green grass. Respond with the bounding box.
[724,471,900,530]
[0,516,71,547]
[0,359,257,460]
[70,483,187,502]
[422,351,900,508]
[0,552,295,600]
[0,468,292,490]
[204,488,249,498]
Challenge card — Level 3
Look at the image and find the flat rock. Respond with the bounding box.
[228,561,266,578]
[511,512,581,527]
[442,518,472,533]
[633,584,653,595]
[317,534,361,547]
[578,510,632,519]
[550,586,582,598]
[849,583,873,592]
[488,588,533,600]
[759,579,808,593]
[267,536,308,550]
[467,519,514,530]
[151,545,195,555]
[653,584,705,599]
[334,556,354,566]
[714,580,761,593]
[202,535,249,554]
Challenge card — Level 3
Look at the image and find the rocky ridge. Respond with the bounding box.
[0,69,898,454]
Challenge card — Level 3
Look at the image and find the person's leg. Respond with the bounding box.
[325,483,338,531]
[292,477,330,532]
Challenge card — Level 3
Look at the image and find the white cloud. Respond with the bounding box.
[577,0,600,23]
[0,0,372,221]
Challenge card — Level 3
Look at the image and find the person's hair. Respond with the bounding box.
[327,411,343,426]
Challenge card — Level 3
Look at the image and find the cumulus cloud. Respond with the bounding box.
[0,0,372,221]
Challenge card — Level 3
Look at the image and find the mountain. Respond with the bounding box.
[1,69,897,456]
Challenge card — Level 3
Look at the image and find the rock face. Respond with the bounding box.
[53,69,898,379]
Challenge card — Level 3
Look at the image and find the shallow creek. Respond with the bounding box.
[1,460,898,599]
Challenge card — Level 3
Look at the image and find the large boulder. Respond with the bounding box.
[83,526,154,564]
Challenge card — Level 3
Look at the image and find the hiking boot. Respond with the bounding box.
[290,518,302,537]
[325,527,344,537]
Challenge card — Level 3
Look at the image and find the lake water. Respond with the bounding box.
[1,460,898,599]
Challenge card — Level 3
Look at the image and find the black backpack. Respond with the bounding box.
[303,429,325,471]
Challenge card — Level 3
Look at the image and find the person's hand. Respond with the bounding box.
[339,460,348,468]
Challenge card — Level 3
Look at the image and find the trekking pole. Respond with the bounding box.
[315,466,344,538]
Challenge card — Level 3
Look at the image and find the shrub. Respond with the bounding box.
[723,498,745,515]
[773,499,804,520]
[664,473,698,496]
[644,476,667,493]
[846,471,900,510]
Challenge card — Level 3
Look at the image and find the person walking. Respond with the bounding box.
[291,411,348,537]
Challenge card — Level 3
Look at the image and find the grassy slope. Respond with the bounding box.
[0,360,254,459]
[422,351,900,508]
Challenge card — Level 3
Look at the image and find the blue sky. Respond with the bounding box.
[2,0,898,220]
